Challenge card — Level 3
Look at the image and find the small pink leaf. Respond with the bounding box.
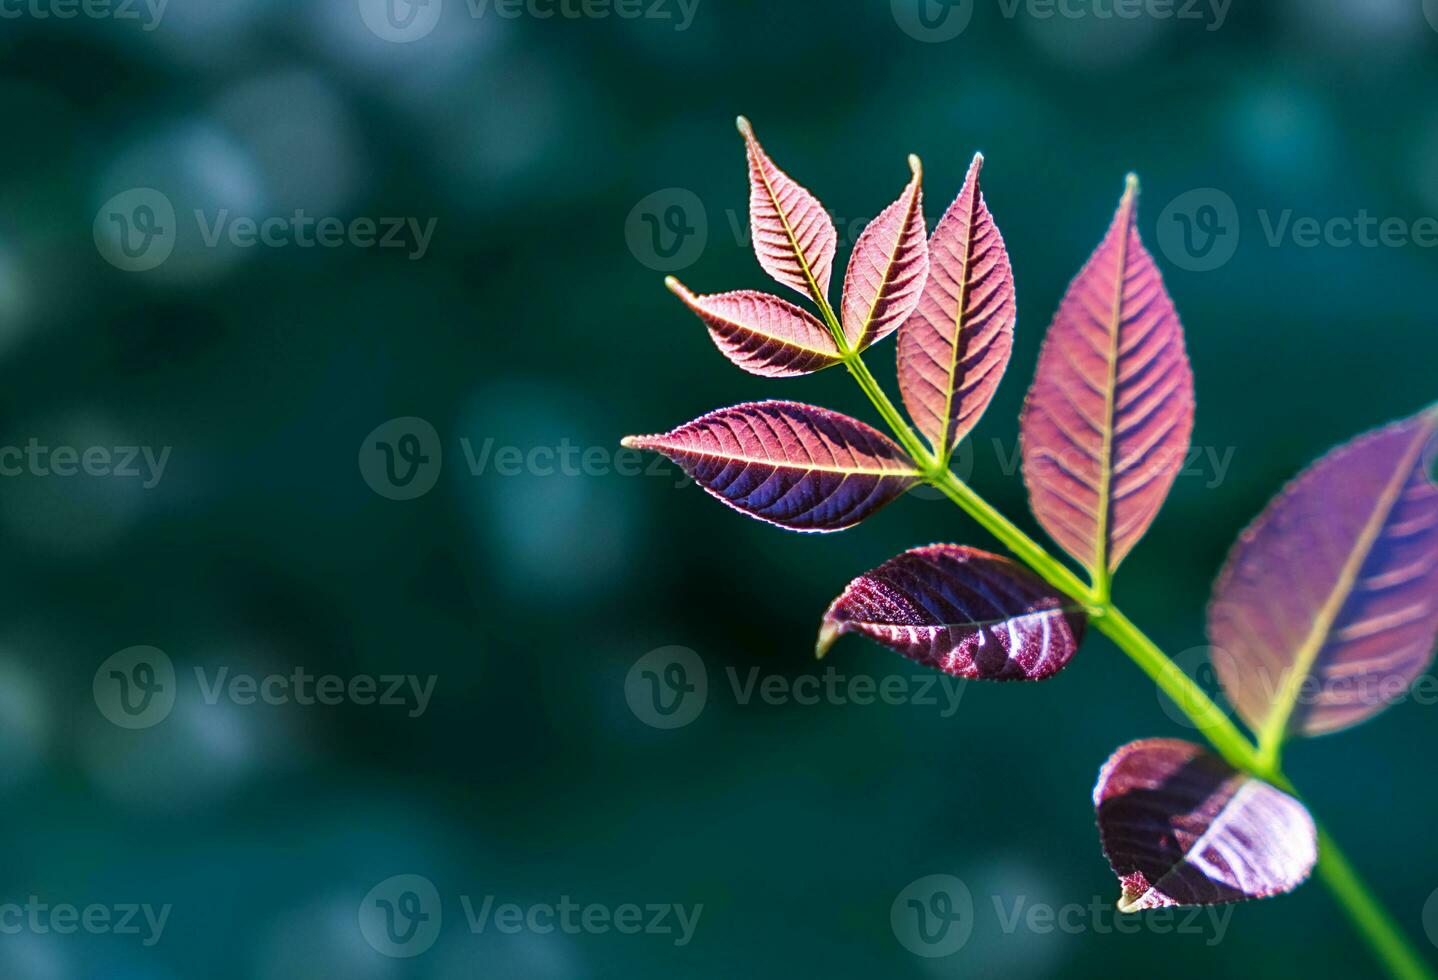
[621,401,919,532]
[898,153,1015,460]
[817,544,1085,680]
[1094,738,1317,911]
[1020,176,1195,577]
[841,155,929,350]
[1209,408,1438,739]
[738,116,838,303]
[665,278,842,377]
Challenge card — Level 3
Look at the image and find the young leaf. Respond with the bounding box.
[1020,176,1195,580]
[817,544,1085,680]
[840,155,928,351]
[1209,408,1438,741]
[621,401,919,532]
[898,153,1015,462]
[738,116,838,304]
[665,278,842,377]
[1094,738,1317,911]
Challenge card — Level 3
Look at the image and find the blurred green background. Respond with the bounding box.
[1,0,1437,976]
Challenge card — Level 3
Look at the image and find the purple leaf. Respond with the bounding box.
[738,116,838,303]
[898,153,1015,461]
[666,278,842,377]
[1094,739,1317,911]
[817,544,1085,680]
[841,155,929,351]
[1209,408,1438,739]
[1020,176,1195,577]
[621,401,919,532]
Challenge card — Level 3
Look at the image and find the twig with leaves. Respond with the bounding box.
[623,117,1438,980]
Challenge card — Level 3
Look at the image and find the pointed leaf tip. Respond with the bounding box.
[1124,172,1140,199]
[668,285,841,377]
[907,153,922,178]
[735,115,753,138]
[663,275,681,293]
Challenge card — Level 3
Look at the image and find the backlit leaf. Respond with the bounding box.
[1094,738,1317,911]
[1020,176,1194,578]
[666,278,842,377]
[841,154,928,350]
[621,401,919,532]
[1209,408,1438,740]
[898,153,1015,461]
[817,544,1085,680]
[738,116,838,304]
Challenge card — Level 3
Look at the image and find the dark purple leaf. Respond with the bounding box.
[840,154,928,350]
[738,116,837,303]
[1094,739,1317,911]
[622,401,919,532]
[1020,176,1195,577]
[817,544,1085,679]
[666,278,842,377]
[898,153,1015,461]
[1209,408,1438,738]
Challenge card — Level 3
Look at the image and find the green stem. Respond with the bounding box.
[837,350,1435,980]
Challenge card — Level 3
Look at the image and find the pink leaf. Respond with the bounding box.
[1094,739,1317,911]
[1209,408,1438,738]
[621,401,919,532]
[665,278,842,377]
[817,544,1085,680]
[738,116,838,303]
[1020,175,1195,577]
[898,153,1015,460]
[841,154,929,350]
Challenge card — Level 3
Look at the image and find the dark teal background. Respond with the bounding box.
[1,0,1437,976]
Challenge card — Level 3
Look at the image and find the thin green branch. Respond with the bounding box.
[836,347,1435,980]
